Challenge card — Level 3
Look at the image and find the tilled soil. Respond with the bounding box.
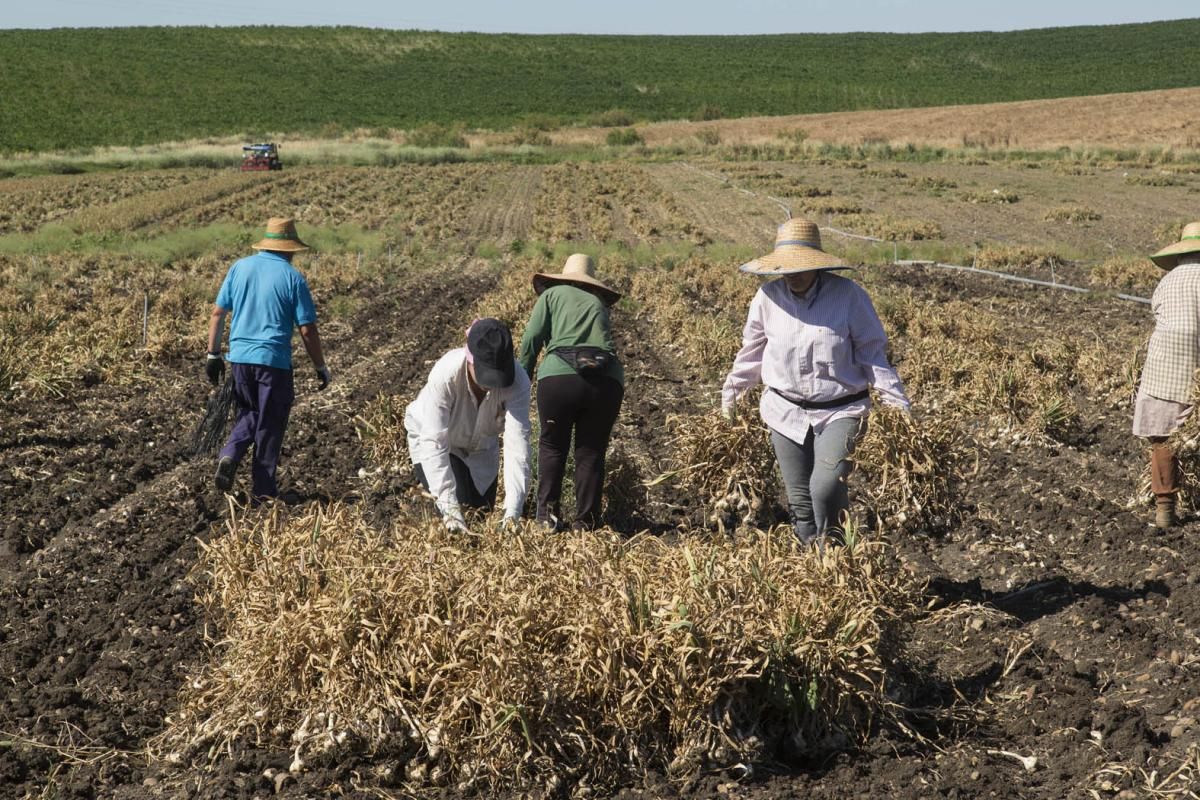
[0,269,485,798]
[3,262,1198,800]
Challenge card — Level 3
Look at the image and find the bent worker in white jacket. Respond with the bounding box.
[405,318,531,531]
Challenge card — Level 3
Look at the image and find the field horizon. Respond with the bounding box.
[4,85,1200,178]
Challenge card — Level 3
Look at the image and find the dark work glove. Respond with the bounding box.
[205,352,225,386]
[315,365,332,391]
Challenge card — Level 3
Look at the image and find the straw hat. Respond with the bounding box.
[251,217,310,253]
[533,253,621,306]
[739,219,851,275]
[1150,221,1200,270]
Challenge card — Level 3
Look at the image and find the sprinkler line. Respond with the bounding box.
[681,161,1151,306]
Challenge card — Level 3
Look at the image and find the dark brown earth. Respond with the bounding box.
[3,259,1198,800]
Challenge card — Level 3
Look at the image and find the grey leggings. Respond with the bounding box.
[770,417,867,540]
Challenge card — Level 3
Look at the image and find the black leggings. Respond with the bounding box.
[536,373,624,527]
[414,454,497,510]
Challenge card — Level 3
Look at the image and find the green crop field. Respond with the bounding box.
[2,19,1199,153]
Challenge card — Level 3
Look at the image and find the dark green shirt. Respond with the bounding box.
[518,284,624,385]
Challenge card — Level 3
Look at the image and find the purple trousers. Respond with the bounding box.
[219,362,294,499]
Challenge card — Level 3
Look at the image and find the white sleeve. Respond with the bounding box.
[501,365,532,519]
[721,289,767,409]
[850,288,910,411]
[413,368,463,522]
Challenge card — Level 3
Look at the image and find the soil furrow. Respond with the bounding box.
[0,268,483,797]
[465,164,542,243]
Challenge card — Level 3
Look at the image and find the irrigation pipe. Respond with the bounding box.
[680,162,1149,306]
[897,260,1150,304]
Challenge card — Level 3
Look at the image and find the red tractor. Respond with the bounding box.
[240,143,283,171]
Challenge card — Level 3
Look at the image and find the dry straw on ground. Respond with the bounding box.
[910,176,957,192]
[972,245,1063,272]
[799,196,863,216]
[666,398,971,537]
[1089,255,1160,296]
[829,213,942,242]
[601,440,649,527]
[1090,742,1200,798]
[1124,172,1184,188]
[853,406,974,534]
[1043,206,1101,224]
[664,400,779,531]
[630,269,743,380]
[471,257,536,343]
[960,189,1020,204]
[160,501,919,794]
[876,290,1088,438]
[354,391,412,468]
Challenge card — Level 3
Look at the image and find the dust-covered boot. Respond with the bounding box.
[534,505,561,532]
[1156,497,1177,529]
[1150,443,1179,528]
[214,455,238,493]
[791,516,820,548]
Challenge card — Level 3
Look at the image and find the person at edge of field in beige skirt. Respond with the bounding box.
[1133,222,1200,528]
[720,218,911,548]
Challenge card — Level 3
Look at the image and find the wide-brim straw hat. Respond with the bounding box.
[533,253,622,306]
[1150,221,1200,270]
[251,217,310,253]
[739,219,851,275]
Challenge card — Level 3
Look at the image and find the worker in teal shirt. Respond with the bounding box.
[206,217,330,501]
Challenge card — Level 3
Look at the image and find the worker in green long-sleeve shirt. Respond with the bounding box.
[518,254,624,531]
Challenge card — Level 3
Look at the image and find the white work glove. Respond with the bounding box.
[720,402,737,422]
[443,510,468,533]
[500,514,519,531]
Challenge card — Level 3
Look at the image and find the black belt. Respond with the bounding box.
[769,387,869,410]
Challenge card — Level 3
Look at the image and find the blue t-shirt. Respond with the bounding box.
[215,251,317,369]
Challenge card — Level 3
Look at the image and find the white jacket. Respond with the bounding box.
[405,348,531,521]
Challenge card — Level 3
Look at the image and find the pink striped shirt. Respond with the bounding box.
[721,273,910,441]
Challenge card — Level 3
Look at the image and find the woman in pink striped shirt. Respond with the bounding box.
[722,219,910,546]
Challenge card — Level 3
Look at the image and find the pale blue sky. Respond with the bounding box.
[2,0,1195,34]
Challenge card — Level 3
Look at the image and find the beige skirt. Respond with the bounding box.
[1132,386,1192,438]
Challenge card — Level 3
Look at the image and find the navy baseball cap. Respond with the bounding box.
[466,318,516,389]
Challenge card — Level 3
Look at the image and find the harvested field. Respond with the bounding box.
[545,86,1200,153]
[2,156,1199,800]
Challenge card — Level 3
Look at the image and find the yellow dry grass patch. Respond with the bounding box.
[0,253,211,397]
[160,501,919,794]
[665,401,972,537]
[854,407,974,533]
[1089,255,1160,296]
[1043,206,1101,224]
[829,213,943,242]
[972,245,1063,271]
[542,87,1200,152]
[877,290,1088,437]
[629,268,743,380]
[72,172,267,233]
[665,402,779,531]
[471,257,536,343]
